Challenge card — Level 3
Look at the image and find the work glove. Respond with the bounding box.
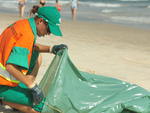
[51,44,68,54]
[30,84,44,105]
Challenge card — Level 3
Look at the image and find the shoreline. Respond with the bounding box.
[1,7,150,31]
[1,11,150,32]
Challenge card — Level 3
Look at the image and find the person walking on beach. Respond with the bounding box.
[18,0,27,17]
[0,6,67,113]
[71,0,79,20]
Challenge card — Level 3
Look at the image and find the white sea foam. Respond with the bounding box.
[79,2,122,8]
[101,9,113,13]
[111,16,150,24]
[120,0,148,1]
[1,2,17,9]
[46,0,70,5]
[0,0,70,6]
[58,1,70,5]
[147,5,150,8]
[90,3,121,8]
[0,0,17,3]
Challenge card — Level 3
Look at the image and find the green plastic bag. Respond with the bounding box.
[39,49,150,113]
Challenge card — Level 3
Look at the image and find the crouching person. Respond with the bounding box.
[0,6,67,113]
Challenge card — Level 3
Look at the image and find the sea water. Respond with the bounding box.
[0,0,150,29]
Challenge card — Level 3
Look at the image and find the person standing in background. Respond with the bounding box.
[71,0,78,20]
[39,0,46,7]
[29,0,46,17]
[18,0,27,17]
[55,0,62,11]
[30,5,39,17]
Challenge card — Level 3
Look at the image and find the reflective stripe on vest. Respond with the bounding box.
[0,63,20,84]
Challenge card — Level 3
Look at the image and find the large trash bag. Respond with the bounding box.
[39,49,150,113]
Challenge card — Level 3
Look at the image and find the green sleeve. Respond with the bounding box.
[6,46,30,69]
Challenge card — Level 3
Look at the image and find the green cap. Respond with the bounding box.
[37,6,62,36]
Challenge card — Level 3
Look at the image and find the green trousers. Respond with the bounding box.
[0,51,44,112]
[0,83,44,112]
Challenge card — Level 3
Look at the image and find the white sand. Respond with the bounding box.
[0,13,150,112]
[37,20,150,90]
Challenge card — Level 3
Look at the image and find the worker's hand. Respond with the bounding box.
[30,84,44,105]
[51,44,68,54]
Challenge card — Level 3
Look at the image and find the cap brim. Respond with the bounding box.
[48,24,62,36]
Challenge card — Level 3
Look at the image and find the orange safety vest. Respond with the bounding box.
[0,19,35,87]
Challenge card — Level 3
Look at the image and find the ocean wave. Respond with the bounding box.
[0,0,70,5]
[46,1,70,5]
[79,2,122,8]
[147,5,150,8]
[0,0,17,3]
[120,0,149,1]
[1,2,17,9]
[111,16,150,24]
[101,9,113,13]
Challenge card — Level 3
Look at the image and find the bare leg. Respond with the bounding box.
[71,8,77,21]
[26,54,42,82]
[19,5,25,17]
[30,54,42,77]
[21,6,25,17]
[3,101,40,113]
[19,6,21,17]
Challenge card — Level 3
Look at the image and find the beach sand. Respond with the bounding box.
[0,13,150,112]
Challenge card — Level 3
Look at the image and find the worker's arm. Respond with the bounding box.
[6,63,44,104]
[6,64,35,88]
[34,43,68,54]
[33,43,51,53]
